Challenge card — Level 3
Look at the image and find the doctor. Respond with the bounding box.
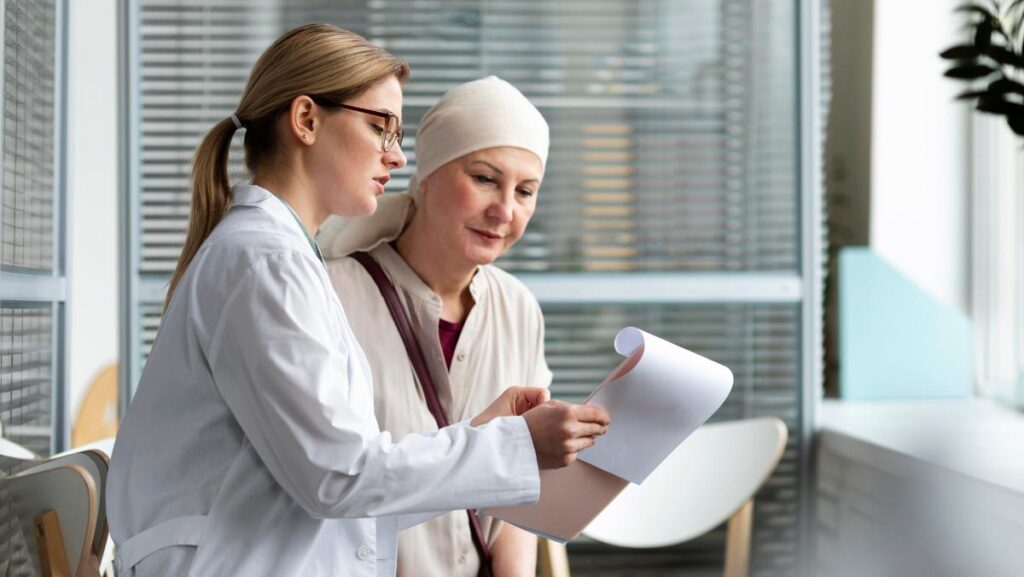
[107,23,609,577]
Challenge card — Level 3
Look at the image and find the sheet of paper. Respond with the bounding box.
[577,327,733,483]
[481,460,629,543]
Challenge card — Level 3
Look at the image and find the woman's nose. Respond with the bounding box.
[487,194,514,223]
[385,145,407,169]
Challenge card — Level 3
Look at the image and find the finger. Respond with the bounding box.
[519,387,549,407]
[566,436,598,453]
[574,422,609,438]
[573,404,611,426]
[513,387,549,414]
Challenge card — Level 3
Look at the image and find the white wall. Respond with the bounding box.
[870,0,970,313]
[66,0,119,428]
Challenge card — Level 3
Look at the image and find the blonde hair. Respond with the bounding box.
[166,23,409,308]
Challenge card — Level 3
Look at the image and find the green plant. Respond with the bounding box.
[941,1,1024,136]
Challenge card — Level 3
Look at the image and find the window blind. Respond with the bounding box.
[135,0,798,275]
[2,0,56,273]
[0,0,67,574]
[125,1,827,575]
[0,0,63,456]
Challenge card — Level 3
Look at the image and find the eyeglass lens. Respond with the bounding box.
[384,115,402,151]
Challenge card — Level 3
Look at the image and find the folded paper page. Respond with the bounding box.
[579,327,734,483]
[482,327,733,542]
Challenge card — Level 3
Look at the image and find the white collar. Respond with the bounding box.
[232,183,308,241]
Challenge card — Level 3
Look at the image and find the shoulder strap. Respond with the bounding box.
[351,251,447,426]
[350,251,494,577]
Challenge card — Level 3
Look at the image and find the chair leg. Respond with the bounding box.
[723,499,754,577]
[538,538,570,577]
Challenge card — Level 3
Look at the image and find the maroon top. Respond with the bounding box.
[438,319,465,369]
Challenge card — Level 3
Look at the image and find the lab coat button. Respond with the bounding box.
[357,545,371,560]
[456,352,466,362]
[458,554,466,564]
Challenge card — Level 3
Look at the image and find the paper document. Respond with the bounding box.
[482,327,733,542]
[578,327,734,483]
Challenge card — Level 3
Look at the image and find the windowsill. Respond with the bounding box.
[818,398,1024,495]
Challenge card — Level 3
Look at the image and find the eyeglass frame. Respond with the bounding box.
[308,95,404,152]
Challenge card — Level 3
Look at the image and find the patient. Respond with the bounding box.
[318,76,550,577]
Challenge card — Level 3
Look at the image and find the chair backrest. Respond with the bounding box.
[73,364,119,448]
[23,447,111,561]
[0,437,37,462]
[582,417,787,548]
[2,446,109,577]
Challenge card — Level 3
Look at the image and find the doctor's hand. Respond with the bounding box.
[522,401,610,469]
[470,386,551,427]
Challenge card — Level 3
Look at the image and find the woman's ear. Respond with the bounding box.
[289,95,318,145]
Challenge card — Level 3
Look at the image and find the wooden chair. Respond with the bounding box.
[1,439,110,577]
[72,364,119,448]
[539,417,788,577]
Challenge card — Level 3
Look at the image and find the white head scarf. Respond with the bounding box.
[318,76,549,258]
[409,75,549,203]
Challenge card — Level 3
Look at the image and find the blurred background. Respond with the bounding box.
[1,0,1022,575]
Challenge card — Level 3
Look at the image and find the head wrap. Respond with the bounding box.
[318,76,548,258]
[409,75,549,203]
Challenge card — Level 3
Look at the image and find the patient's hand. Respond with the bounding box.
[471,386,550,427]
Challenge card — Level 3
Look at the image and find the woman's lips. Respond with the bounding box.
[470,228,502,242]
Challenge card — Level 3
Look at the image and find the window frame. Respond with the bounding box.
[971,113,1024,407]
[0,0,70,456]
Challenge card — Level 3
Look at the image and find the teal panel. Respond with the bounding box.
[839,248,972,399]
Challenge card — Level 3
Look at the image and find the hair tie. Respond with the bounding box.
[229,113,243,130]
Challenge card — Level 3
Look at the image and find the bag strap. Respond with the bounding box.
[351,251,494,577]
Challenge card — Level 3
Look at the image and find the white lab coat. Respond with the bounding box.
[107,184,540,577]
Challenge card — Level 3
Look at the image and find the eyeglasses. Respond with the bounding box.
[309,95,404,152]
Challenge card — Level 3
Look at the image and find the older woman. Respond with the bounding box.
[318,76,550,577]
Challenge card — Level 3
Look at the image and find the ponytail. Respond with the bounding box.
[165,117,237,309]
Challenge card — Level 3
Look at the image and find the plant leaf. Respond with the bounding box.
[956,89,990,100]
[977,97,1011,114]
[945,63,998,79]
[981,44,1023,65]
[1008,112,1024,136]
[941,44,981,60]
[989,77,1024,95]
[976,19,993,50]
[955,4,996,19]
[1009,0,1024,37]
[976,95,1024,116]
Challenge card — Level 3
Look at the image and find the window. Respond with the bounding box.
[0,0,66,460]
[0,0,68,571]
[972,114,1024,406]
[121,1,828,574]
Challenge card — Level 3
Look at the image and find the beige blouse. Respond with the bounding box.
[322,194,552,577]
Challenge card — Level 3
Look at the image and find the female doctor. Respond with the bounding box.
[107,23,609,577]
